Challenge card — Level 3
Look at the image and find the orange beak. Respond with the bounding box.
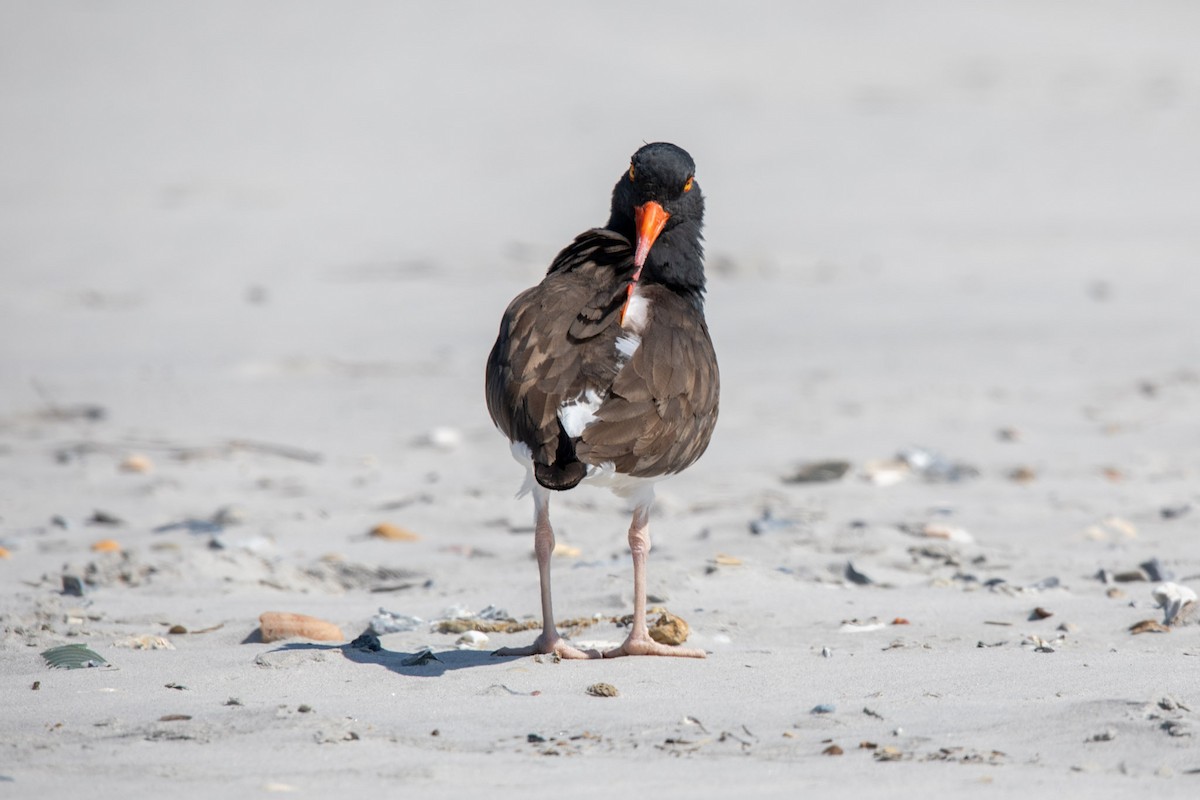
[633,201,670,271]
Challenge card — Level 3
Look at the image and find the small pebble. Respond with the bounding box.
[811,704,835,714]
[822,744,844,756]
[1030,607,1053,621]
[586,683,619,698]
[91,539,121,553]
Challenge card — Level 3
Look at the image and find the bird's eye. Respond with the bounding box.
[683,176,694,192]
[629,164,636,181]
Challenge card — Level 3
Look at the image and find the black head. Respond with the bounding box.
[606,142,706,298]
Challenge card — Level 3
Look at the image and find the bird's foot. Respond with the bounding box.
[603,634,706,659]
[492,633,600,660]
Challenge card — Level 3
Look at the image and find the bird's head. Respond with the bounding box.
[608,142,705,292]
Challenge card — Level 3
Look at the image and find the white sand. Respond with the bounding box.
[2,2,1199,797]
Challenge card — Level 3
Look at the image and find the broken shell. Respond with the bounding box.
[713,554,742,566]
[258,612,345,643]
[113,634,175,650]
[119,454,154,473]
[91,539,121,553]
[822,744,844,755]
[552,541,581,557]
[1152,582,1198,626]
[921,523,973,543]
[370,523,420,542]
[648,612,690,646]
[1129,619,1170,635]
[586,682,619,698]
[455,630,489,649]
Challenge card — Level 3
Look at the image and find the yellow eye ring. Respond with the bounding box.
[683,176,694,192]
[629,164,636,181]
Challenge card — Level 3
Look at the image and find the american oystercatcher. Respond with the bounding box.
[485,142,719,659]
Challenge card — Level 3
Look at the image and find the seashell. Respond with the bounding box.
[586,682,619,697]
[713,553,742,566]
[91,538,121,553]
[41,643,109,669]
[370,522,420,542]
[1152,582,1198,626]
[455,630,489,649]
[823,744,844,755]
[119,454,154,473]
[648,612,690,645]
[1129,619,1170,635]
[258,611,344,643]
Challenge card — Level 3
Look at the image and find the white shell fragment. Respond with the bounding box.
[455,630,489,650]
[1152,582,1198,626]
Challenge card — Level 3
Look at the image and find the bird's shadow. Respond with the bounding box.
[264,633,522,678]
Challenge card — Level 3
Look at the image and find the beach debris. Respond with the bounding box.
[456,630,490,650]
[348,633,381,652]
[159,714,191,722]
[1030,607,1054,621]
[1152,582,1197,626]
[822,744,844,755]
[821,647,833,658]
[1057,622,1079,634]
[119,454,154,473]
[916,523,974,544]
[784,460,851,484]
[844,561,873,585]
[1129,620,1170,635]
[712,554,742,567]
[61,575,85,597]
[1086,729,1117,743]
[1106,587,1126,599]
[165,682,187,690]
[113,635,174,650]
[258,612,344,643]
[0,546,10,559]
[1161,504,1191,520]
[1007,466,1037,483]
[996,427,1021,442]
[297,704,313,713]
[874,745,905,762]
[864,707,885,720]
[41,644,109,669]
[401,648,440,666]
[862,459,909,486]
[1140,558,1174,582]
[839,619,887,633]
[1024,634,1058,653]
[811,704,835,714]
[369,522,421,542]
[586,683,619,698]
[224,697,243,706]
[90,539,121,553]
[648,612,690,645]
[897,446,979,483]
[88,510,124,527]
[552,541,581,557]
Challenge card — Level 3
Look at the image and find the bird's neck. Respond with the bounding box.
[606,213,707,304]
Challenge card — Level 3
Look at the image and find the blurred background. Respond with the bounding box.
[1,1,1198,495]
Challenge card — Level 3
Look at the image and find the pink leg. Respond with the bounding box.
[494,487,599,660]
[604,503,705,658]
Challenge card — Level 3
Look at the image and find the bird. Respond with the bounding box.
[485,142,719,659]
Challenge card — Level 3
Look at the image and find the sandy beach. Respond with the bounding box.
[3,2,1200,796]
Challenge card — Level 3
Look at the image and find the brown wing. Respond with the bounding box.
[574,284,720,478]
[485,229,634,486]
